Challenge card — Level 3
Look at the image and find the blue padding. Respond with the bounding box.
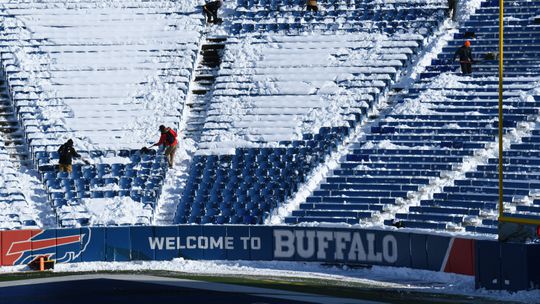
[81,227,106,262]
[178,225,203,259]
[383,231,410,267]
[55,228,82,263]
[226,226,251,260]
[130,226,155,261]
[527,245,540,289]
[249,226,273,260]
[426,235,451,271]
[106,227,131,261]
[410,234,428,269]
[201,226,227,260]
[475,240,501,290]
[501,242,528,291]
[153,226,180,261]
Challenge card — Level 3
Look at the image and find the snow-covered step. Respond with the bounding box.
[0,80,29,165]
[183,36,227,142]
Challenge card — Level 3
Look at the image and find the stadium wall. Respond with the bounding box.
[0,226,475,274]
[3,226,539,291]
[476,240,540,291]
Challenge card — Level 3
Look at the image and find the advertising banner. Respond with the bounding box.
[0,225,475,276]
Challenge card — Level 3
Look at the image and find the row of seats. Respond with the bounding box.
[174,1,447,224]
[0,141,40,230]
[287,0,540,230]
[174,127,348,224]
[0,0,201,156]
[236,0,445,11]
[231,7,445,35]
[38,148,168,227]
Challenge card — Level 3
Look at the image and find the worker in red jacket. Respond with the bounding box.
[151,125,178,168]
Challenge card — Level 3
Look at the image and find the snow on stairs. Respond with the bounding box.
[153,146,196,225]
[184,37,226,141]
[155,36,226,225]
[0,74,30,167]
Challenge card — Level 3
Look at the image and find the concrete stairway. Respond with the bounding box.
[0,75,29,167]
[184,36,226,141]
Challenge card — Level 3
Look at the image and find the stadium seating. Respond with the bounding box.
[1,0,539,237]
[0,0,201,154]
[0,138,40,230]
[231,0,446,35]
[174,0,448,224]
[383,0,540,233]
[36,149,167,227]
[287,0,540,232]
[0,0,203,227]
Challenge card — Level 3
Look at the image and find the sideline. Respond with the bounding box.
[0,274,383,304]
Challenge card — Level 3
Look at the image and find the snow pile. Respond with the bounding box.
[425,73,487,89]
[392,96,437,115]
[362,140,412,150]
[57,196,152,227]
[85,196,152,226]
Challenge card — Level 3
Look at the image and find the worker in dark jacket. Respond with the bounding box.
[58,139,80,173]
[150,125,178,168]
[454,40,473,75]
[203,0,223,24]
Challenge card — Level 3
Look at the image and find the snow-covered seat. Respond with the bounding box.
[37,148,167,228]
[284,0,540,230]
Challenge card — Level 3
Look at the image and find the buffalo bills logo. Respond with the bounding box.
[2,228,91,265]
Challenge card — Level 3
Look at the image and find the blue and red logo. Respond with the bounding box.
[1,228,91,265]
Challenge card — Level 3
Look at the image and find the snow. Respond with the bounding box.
[200,31,429,152]
[154,138,198,224]
[0,137,49,229]
[0,0,204,152]
[55,196,151,227]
